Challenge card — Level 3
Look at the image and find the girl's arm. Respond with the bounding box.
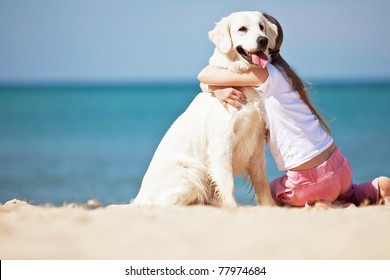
[197,65,268,87]
[200,83,246,109]
[198,65,268,109]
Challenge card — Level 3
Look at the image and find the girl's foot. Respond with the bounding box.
[378,176,390,205]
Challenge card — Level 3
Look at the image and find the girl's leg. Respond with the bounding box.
[351,179,379,205]
[270,176,289,206]
[338,176,390,206]
[270,173,342,207]
[270,148,352,207]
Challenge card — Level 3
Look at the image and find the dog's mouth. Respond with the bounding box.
[236,46,269,69]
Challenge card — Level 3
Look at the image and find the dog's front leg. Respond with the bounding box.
[249,140,275,206]
[207,138,238,208]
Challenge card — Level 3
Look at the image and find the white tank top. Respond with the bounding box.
[255,64,334,171]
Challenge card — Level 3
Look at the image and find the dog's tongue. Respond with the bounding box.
[251,52,268,68]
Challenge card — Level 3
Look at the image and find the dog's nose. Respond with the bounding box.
[257,36,268,49]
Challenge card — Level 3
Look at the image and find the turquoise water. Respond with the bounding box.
[0,82,389,205]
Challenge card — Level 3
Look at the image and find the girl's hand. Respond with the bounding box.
[213,87,246,110]
[212,87,247,110]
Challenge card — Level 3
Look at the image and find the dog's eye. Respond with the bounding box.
[259,24,265,31]
[238,26,247,32]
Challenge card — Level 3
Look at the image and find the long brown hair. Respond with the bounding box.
[264,13,331,135]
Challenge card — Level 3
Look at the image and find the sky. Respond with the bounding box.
[1,0,390,84]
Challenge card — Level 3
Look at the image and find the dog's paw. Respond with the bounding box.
[220,197,238,209]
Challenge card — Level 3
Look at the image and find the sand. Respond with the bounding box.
[0,199,389,260]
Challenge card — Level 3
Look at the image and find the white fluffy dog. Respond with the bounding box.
[133,11,278,207]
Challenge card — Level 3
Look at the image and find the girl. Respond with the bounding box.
[198,13,390,207]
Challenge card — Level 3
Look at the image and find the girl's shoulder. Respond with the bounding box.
[256,64,292,95]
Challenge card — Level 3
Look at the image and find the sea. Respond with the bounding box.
[0,81,389,206]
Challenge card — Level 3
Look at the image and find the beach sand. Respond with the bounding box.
[0,199,389,260]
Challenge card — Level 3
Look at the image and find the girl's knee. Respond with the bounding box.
[270,176,288,206]
[270,176,307,206]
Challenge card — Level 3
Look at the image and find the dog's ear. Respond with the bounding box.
[208,16,232,53]
[265,20,278,50]
[263,14,280,51]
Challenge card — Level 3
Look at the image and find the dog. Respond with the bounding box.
[132,11,278,207]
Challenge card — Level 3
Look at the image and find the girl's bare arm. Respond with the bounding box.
[198,65,268,109]
[197,65,268,87]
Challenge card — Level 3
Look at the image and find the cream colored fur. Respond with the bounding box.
[133,11,277,207]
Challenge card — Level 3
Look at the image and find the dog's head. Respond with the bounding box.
[209,11,278,70]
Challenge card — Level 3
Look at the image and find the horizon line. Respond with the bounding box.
[1,76,390,89]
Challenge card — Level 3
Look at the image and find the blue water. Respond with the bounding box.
[0,82,389,206]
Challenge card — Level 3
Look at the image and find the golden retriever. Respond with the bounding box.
[133,11,278,207]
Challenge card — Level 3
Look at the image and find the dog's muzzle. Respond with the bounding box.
[236,36,269,69]
[257,36,268,50]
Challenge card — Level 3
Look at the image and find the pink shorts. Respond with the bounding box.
[270,147,380,207]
